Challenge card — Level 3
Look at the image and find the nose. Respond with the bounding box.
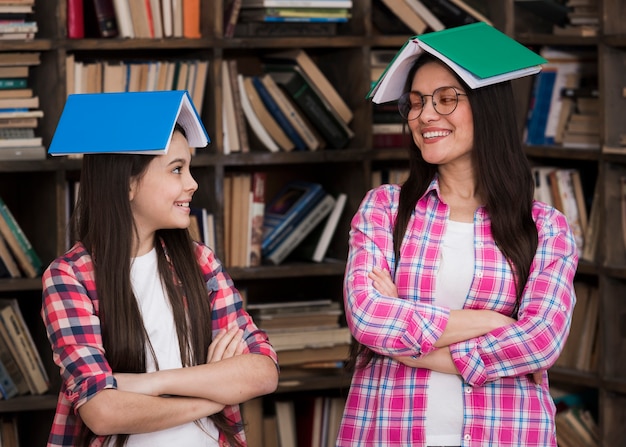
[419,95,439,120]
[186,173,198,193]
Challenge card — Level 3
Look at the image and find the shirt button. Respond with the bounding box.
[465,387,472,393]
[464,434,471,441]
[476,271,483,278]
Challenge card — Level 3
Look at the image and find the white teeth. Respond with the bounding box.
[423,130,450,139]
[177,203,190,207]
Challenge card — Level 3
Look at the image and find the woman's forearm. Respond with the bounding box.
[79,389,224,436]
[434,309,516,348]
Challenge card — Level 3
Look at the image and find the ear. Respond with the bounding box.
[129,177,138,202]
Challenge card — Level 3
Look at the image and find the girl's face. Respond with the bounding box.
[407,61,474,168]
[129,131,198,253]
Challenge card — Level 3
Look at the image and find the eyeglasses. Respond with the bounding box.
[397,86,468,121]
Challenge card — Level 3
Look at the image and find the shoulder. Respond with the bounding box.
[360,184,401,210]
[532,200,571,236]
[43,242,93,279]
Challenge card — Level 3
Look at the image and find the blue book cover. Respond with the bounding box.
[48,90,209,156]
[252,76,307,151]
[525,69,557,146]
[0,357,18,399]
[262,181,326,253]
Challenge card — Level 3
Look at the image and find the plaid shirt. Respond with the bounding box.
[42,241,277,447]
[338,179,578,447]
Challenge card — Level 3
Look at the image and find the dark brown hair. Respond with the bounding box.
[348,55,538,370]
[72,126,243,446]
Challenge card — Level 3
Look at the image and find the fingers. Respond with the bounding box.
[531,371,543,385]
[369,267,398,297]
[207,323,244,363]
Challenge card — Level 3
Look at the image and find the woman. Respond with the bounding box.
[42,124,278,447]
[338,53,577,446]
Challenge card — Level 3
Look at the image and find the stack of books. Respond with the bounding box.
[261,180,346,265]
[234,0,352,37]
[0,52,44,161]
[0,0,37,41]
[560,90,601,149]
[227,49,353,153]
[247,298,351,367]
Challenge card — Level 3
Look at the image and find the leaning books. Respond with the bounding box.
[368,21,547,103]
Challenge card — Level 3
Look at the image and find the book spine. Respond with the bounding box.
[0,333,28,395]
[0,356,19,399]
[525,69,557,145]
[92,0,119,37]
[249,172,266,267]
[182,0,201,38]
[266,194,336,265]
[252,76,307,151]
[0,79,28,90]
[67,0,85,39]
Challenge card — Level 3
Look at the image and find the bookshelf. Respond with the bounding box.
[0,0,624,445]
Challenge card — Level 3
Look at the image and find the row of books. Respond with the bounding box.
[532,166,591,256]
[553,281,599,373]
[0,416,19,446]
[524,46,598,148]
[0,51,45,161]
[65,56,209,114]
[223,50,353,154]
[0,194,43,279]
[229,0,353,37]
[242,394,346,447]
[552,387,599,447]
[375,0,491,36]
[67,0,201,39]
[261,180,347,266]
[0,298,50,400]
[0,0,36,41]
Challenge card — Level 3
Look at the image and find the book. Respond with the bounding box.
[261,180,326,253]
[0,234,20,278]
[265,193,336,265]
[221,60,242,154]
[277,343,349,366]
[149,0,164,37]
[67,0,85,38]
[0,357,19,399]
[227,60,250,152]
[379,0,427,35]
[242,0,353,6]
[237,74,280,152]
[84,0,119,37]
[48,90,209,155]
[368,22,547,103]
[264,48,352,124]
[0,79,27,90]
[524,67,557,145]
[182,0,201,38]
[293,192,347,262]
[0,195,42,278]
[224,0,243,37]
[418,0,482,27]
[0,145,46,161]
[275,400,297,447]
[266,325,352,351]
[252,75,307,151]
[112,0,135,37]
[0,299,49,395]
[403,0,445,31]
[266,66,354,149]
[259,73,321,151]
[0,336,28,397]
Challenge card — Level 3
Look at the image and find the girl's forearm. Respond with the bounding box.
[434,309,516,348]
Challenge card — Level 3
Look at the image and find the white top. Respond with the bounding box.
[426,220,474,446]
[108,248,219,447]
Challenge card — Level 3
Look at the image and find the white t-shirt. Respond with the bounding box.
[108,248,219,447]
[425,220,474,446]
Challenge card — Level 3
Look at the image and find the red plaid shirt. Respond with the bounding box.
[42,241,277,446]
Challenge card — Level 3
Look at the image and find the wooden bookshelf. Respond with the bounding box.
[0,0,624,445]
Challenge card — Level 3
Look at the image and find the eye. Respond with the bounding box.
[172,166,183,174]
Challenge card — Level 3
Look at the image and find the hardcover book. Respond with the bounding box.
[48,90,209,155]
[368,22,547,103]
[262,180,325,253]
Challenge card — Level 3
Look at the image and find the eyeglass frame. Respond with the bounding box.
[397,86,468,121]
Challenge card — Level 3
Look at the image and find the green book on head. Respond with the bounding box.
[48,90,210,156]
[368,21,547,103]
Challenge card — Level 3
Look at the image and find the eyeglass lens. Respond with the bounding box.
[398,86,461,121]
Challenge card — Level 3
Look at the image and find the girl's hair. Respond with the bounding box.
[72,125,243,447]
[347,55,538,371]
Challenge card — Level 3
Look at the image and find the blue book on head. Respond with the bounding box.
[48,90,209,156]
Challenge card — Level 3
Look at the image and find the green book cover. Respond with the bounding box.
[369,22,547,103]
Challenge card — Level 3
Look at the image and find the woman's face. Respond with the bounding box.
[407,61,474,168]
[129,131,198,252]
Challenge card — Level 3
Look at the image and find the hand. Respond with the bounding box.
[207,322,245,363]
[369,267,398,297]
[530,371,543,385]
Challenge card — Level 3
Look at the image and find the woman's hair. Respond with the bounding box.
[348,54,538,371]
[72,125,243,447]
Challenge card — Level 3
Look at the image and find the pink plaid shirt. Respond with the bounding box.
[42,241,277,447]
[339,179,578,446]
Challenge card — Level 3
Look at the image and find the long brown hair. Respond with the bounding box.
[72,127,243,446]
[348,55,538,370]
